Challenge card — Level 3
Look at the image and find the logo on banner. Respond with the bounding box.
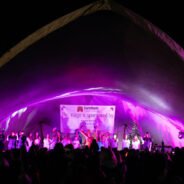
[77,106,83,112]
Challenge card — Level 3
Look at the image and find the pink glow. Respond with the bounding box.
[149,112,184,147]
[122,101,146,122]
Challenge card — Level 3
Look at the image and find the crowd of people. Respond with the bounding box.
[0,127,154,153]
[0,128,118,152]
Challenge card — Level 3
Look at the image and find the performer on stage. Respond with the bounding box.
[7,131,17,150]
[143,132,152,151]
[56,130,62,143]
[132,135,141,150]
[26,132,33,151]
[100,132,110,148]
[72,135,80,149]
[17,131,27,149]
[61,134,71,146]
[43,133,51,150]
[122,134,130,149]
[0,129,5,151]
[109,134,118,149]
[79,129,93,148]
[50,127,58,149]
[33,131,41,147]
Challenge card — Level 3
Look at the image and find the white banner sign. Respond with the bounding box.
[60,105,116,133]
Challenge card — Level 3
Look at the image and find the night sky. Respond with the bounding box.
[0,0,184,56]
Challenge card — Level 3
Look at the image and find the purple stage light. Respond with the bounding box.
[1,88,184,148]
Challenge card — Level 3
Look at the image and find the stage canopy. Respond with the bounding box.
[0,0,184,147]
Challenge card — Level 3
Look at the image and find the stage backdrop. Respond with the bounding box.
[60,105,116,133]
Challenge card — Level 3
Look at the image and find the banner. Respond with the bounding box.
[60,105,116,133]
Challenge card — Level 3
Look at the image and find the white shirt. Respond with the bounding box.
[43,138,50,150]
[132,140,140,150]
[122,139,130,149]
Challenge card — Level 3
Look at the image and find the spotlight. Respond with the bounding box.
[178,131,184,139]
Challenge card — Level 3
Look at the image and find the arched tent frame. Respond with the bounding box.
[1,0,184,67]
